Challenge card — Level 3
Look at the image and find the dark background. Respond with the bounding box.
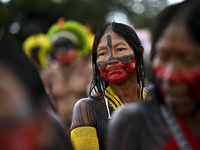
[0,0,168,44]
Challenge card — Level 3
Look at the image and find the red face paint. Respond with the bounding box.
[99,57,137,83]
[153,64,200,101]
[54,50,76,64]
[0,120,40,150]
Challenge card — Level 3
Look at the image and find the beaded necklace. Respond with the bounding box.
[105,85,146,110]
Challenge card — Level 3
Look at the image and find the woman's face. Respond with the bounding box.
[152,24,200,108]
[53,37,77,64]
[0,62,30,120]
[96,31,137,83]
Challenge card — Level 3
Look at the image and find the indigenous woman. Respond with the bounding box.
[70,22,148,150]
[108,1,200,149]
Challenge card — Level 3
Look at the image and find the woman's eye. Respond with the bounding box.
[160,55,169,62]
[184,56,198,65]
[98,52,106,56]
[118,48,125,51]
[156,54,170,65]
[157,50,170,63]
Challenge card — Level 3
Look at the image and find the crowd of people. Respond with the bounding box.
[0,0,199,149]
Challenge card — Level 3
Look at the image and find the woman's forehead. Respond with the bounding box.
[155,24,200,55]
[98,32,127,45]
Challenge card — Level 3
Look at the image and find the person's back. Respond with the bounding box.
[109,100,174,149]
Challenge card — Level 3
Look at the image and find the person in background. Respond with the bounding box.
[22,33,51,71]
[0,37,73,150]
[43,19,93,129]
[70,22,150,150]
[108,1,200,149]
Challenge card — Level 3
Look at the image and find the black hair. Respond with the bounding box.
[51,37,77,59]
[0,37,54,111]
[89,22,145,103]
[151,0,200,103]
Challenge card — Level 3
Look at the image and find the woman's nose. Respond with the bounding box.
[163,62,182,82]
[107,57,119,65]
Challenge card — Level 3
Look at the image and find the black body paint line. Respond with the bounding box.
[107,35,116,62]
[107,35,112,50]
[118,53,135,63]
[97,61,108,69]
[97,53,135,69]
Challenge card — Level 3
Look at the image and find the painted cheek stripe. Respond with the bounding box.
[55,50,76,64]
[153,64,200,101]
[97,61,108,69]
[98,57,137,83]
[97,53,135,69]
[118,53,135,63]
[153,65,200,85]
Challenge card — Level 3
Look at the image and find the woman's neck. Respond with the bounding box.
[167,101,200,126]
[109,73,139,104]
[59,60,76,70]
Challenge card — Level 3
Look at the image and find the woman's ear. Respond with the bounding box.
[139,46,144,55]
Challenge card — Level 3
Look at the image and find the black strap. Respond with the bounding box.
[160,105,192,150]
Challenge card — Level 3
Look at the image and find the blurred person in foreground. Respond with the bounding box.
[70,22,150,150]
[108,0,200,149]
[43,19,92,128]
[0,37,73,150]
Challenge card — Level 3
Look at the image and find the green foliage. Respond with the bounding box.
[0,0,168,42]
[0,2,10,27]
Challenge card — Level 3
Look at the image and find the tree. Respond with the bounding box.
[0,0,168,43]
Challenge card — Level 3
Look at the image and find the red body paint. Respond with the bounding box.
[153,64,200,101]
[99,57,137,83]
[0,120,40,150]
[54,50,76,64]
[164,116,200,150]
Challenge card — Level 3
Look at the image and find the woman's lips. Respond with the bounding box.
[107,67,123,72]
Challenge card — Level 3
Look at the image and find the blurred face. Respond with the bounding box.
[53,37,77,64]
[152,24,200,108]
[54,50,76,64]
[96,31,137,83]
[0,62,30,120]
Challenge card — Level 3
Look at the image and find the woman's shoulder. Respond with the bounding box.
[71,95,110,127]
[71,95,109,130]
[74,94,105,110]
